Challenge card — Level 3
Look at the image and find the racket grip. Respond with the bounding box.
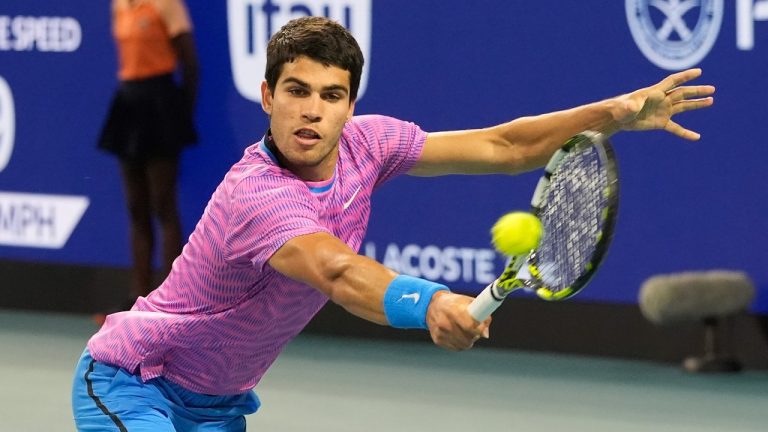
[468,282,504,321]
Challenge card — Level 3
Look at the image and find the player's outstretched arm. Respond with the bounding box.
[268,232,489,350]
[409,68,714,177]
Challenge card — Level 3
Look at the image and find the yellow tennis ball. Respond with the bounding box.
[491,212,543,256]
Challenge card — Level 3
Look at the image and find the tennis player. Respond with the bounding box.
[72,16,714,431]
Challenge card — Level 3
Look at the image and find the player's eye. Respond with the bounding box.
[323,92,343,102]
[288,87,308,96]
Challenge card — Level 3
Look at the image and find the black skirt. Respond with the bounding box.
[97,74,197,161]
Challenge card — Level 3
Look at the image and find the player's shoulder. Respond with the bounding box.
[346,114,410,133]
[343,114,416,146]
[342,114,424,162]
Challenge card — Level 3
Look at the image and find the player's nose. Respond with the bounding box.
[301,94,323,123]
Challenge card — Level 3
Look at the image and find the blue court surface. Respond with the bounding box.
[1,308,766,431]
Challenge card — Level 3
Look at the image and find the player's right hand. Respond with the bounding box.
[425,291,491,351]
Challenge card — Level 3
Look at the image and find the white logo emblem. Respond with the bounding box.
[0,192,89,249]
[342,186,361,210]
[626,0,723,70]
[227,0,372,103]
[0,76,15,173]
[397,292,420,304]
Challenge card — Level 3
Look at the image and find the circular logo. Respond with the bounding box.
[626,0,723,70]
[0,76,15,173]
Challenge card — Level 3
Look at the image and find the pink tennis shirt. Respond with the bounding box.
[88,115,427,395]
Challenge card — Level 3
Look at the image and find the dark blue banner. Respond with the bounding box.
[1,1,766,312]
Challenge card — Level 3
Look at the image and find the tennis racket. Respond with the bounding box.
[468,130,619,321]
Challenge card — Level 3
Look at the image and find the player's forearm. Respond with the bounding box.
[413,98,624,177]
[327,253,487,350]
[270,232,444,327]
[490,98,621,173]
[322,252,397,325]
[270,233,398,324]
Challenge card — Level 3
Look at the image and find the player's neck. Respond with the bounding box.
[288,156,337,182]
[264,132,338,182]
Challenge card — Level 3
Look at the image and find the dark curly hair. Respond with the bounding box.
[265,16,364,102]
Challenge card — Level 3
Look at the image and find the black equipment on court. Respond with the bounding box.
[639,270,755,373]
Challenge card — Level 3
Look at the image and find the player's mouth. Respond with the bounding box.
[294,128,322,146]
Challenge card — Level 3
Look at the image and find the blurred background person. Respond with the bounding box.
[95,0,198,321]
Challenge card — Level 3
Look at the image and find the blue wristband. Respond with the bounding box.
[383,275,449,329]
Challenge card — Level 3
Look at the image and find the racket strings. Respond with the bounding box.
[536,146,608,292]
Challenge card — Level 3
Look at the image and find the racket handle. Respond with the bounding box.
[468,281,505,321]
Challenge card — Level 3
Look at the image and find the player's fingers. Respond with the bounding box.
[479,317,491,339]
[672,97,714,115]
[657,68,702,92]
[431,321,481,351]
[667,85,715,102]
[459,323,481,342]
[441,334,474,351]
[430,330,462,351]
[665,120,701,141]
[452,320,486,349]
[461,321,490,349]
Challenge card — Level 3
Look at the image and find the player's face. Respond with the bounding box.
[261,56,356,181]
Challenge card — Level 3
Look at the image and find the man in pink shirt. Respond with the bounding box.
[72,16,715,431]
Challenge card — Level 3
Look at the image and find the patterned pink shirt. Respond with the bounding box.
[88,115,426,395]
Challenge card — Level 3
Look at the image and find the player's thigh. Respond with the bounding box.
[72,350,175,431]
[73,406,175,432]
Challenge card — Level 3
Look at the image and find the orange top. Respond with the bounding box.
[113,0,192,80]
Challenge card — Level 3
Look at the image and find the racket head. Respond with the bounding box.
[526,131,619,301]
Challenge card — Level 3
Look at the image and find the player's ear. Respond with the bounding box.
[346,99,355,121]
[261,81,273,115]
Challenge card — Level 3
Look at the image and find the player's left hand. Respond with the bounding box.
[613,68,715,140]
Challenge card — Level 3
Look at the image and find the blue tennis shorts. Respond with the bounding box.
[71,349,260,431]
